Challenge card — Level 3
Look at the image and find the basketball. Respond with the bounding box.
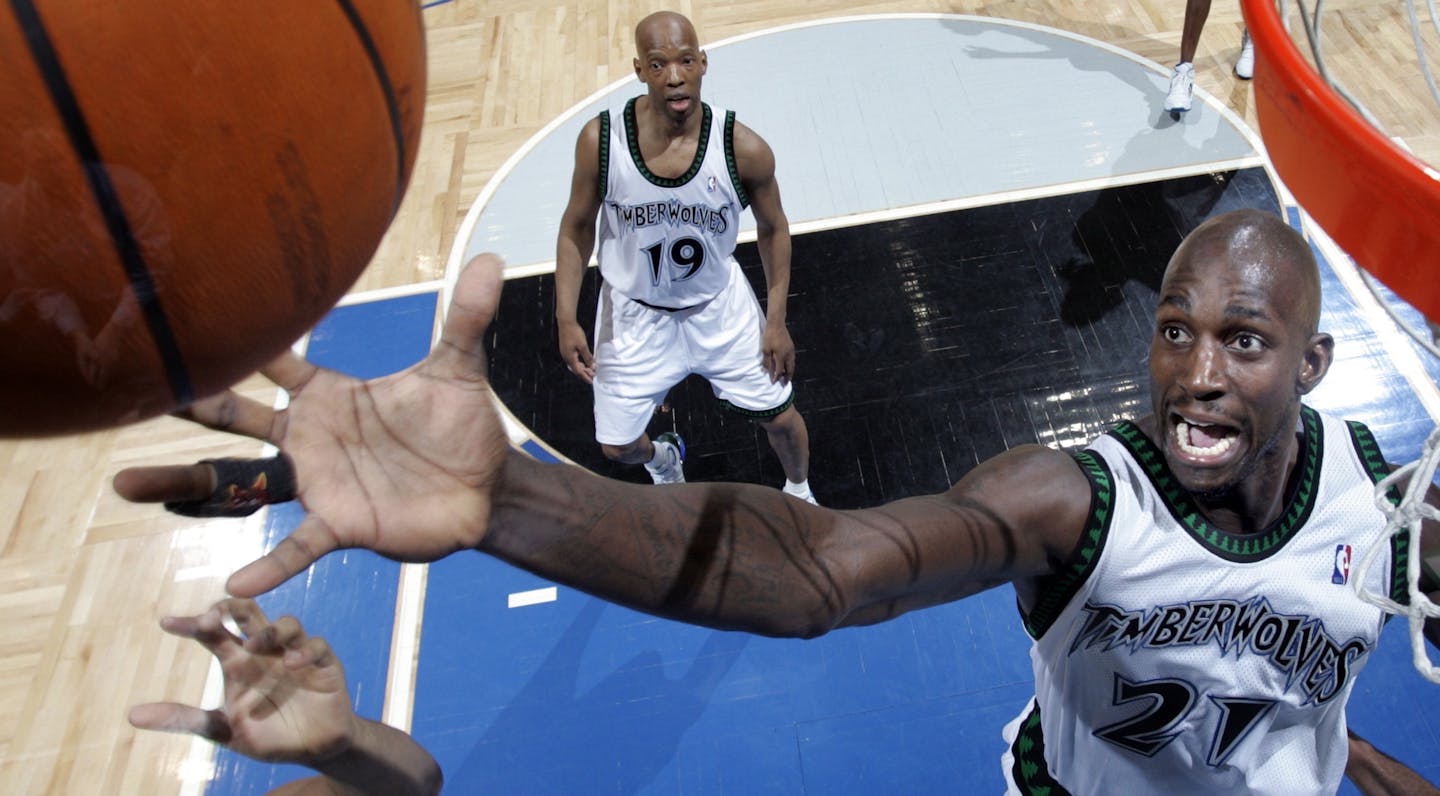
[0,1,426,437]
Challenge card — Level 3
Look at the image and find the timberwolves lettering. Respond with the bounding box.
[1071,597,1370,705]
[613,198,730,233]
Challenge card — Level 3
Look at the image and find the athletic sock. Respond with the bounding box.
[783,479,816,504]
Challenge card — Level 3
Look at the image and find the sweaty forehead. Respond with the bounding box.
[1159,239,1293,323]
[1158,210,1321,333]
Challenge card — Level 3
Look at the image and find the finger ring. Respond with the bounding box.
[164,455,298,517]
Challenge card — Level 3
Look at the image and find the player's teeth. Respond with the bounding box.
[1174,420,1235,457]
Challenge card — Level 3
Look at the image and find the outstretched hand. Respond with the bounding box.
[112,254,512,597]
[128,599,355,764]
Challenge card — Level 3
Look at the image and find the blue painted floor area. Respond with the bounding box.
[412,558,1036,793]
[205,292,439,796]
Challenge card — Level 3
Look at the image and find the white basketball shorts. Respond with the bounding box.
[591,259,794,445]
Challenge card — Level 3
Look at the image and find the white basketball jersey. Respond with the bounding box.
[1006,407,1408,795]
[595,98,745,308]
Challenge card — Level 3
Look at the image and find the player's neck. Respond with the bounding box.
[636,96,702,140]
[1190,434,1302,535]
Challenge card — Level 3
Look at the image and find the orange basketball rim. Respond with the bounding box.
[1242,0,1440,324]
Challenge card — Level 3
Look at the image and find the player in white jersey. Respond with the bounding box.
[999,408,1413,793]
[122,217,1440,790]
[554,11,813,502]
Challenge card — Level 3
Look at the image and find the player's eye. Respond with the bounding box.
[1232,333,1264,352]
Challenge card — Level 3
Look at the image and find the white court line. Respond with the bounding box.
[509,587,559,608]
[384,563,428,731]
[335,277,446,306]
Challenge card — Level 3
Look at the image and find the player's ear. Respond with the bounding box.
[633,57,642,81]
[700,50,708,75]
[1297,333,1334,395]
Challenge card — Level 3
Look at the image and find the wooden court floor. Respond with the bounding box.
[2,1,1437,793]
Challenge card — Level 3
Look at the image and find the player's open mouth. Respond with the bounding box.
[1173,417,1238,459]
[667,95,690,110]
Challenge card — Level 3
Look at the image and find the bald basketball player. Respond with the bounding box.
[553,12,814,500]
[120,210,1440,793]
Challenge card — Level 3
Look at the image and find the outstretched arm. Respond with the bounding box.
[484,441,1089,636]
[733,121,795,385]
[554,117,605,384]
[129,599,441,796]
[113,254,1090,636]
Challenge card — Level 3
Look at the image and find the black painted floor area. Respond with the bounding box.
[486,167,1279,508]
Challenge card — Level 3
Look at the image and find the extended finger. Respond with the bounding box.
[225,598,272,645]
[160,608,245,662]
[257,615,306,655]
[115,456,296,518]
[286,635,338,672]
[226,515,343,598]
[129,703,233,744]
[429,253,504,379]
[113,456,297,515]
[259,348,321,394]
[113,463,215,504]
[761,352,780,382]
[177,391,277,441]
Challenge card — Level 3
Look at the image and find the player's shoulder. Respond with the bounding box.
[941,443,1098,566]
[947,444,1095,513]
[577,113,605,142]
[569,115,607,172]
[723,116,775,180]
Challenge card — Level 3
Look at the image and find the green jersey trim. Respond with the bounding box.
[622,97,713,188]
[723,110,748,209]
[1346,420,1413,605]
[1105,406,1324,562]
[1022,451,1114,640]
[596,110,610,202]
[1009,702,1073,796]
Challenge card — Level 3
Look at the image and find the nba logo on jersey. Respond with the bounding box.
[707,175,717,192]
[1332,544,1352,585]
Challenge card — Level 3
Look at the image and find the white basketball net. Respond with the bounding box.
[1351,427,1440,683]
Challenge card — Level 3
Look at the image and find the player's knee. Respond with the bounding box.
[600,439,646,462]
[757,405,802,434]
